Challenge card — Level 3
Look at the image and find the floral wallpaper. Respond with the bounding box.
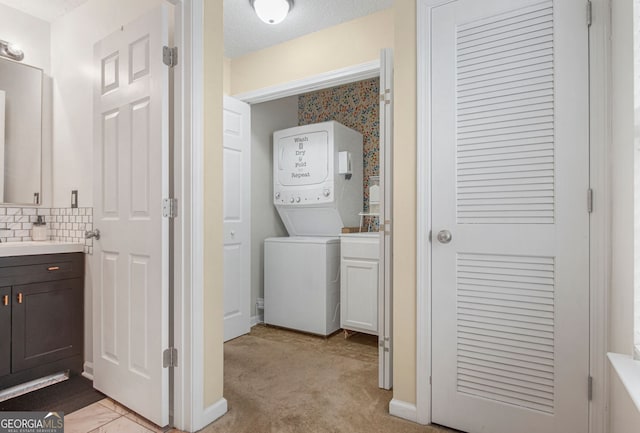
[298,78,380,230]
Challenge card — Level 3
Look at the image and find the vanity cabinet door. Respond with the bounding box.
[340,259,379,335]
[11,279,83,373]
[0,286,10,377]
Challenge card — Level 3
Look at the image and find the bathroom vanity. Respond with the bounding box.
[0,243,84,390]
[340,232,380,336]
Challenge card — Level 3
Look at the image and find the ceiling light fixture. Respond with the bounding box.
[250,0,293,25]
[0,40,24,62]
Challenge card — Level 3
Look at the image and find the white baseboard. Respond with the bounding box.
[197,398,228,430]
[389,399,418,423]
[82,362,94,381]
[250,314,264,327]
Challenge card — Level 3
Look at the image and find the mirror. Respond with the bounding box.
[0,57,42,205]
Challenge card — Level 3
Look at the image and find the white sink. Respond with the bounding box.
[0,241,84,257]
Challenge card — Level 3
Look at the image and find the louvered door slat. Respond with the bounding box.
[457,251,555,413]
[456,2,555,225]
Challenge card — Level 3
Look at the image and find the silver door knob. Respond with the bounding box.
[436,230,452,244]
[85,229,100,240]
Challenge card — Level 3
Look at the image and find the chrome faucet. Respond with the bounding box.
[85,229,100,240]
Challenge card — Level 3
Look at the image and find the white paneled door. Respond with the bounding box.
[223,96,251,342]
[429,1,589,432]
[92,5,170,427]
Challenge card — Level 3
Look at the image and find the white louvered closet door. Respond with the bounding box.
[430,1,589,433]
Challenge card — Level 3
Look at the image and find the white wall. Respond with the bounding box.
[49,0,165,368]
[0,3,50,73]
[610,366,640,433]
[610,0,640,430]
[250,96,297,322]
[634,0,640,362]
[611,0,635,356]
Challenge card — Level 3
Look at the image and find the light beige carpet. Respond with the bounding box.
[201,325,458,433]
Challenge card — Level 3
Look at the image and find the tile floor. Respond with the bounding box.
[65,398,184,433]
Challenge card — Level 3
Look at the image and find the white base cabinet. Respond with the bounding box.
[340,233,380,335]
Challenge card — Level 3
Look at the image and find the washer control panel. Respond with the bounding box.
[274,187,333,206]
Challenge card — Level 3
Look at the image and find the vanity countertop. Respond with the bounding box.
[0,241,84,257]
[339,232,379,238]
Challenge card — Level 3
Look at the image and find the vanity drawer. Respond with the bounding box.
[0,253,84,286]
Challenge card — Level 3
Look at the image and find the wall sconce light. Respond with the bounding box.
[0,40,24,61]
[250,0,293,25]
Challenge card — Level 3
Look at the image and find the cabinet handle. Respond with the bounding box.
[2,295,7,306]
[47,266,60,271]
[17,293,23,304]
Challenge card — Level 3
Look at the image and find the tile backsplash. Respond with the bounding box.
[0,207,93,254]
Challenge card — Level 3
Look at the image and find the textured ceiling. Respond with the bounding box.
[224,0,393,58]
[0,0,394,58]
[0,0,89,22]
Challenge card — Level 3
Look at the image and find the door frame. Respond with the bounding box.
[414,0,611,430]
[166,0,189,430]
[232,60,380,103]
[168,0,219,431]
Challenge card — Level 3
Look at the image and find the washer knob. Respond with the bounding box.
[323,189,330,197]
[290,197,294,203]
[296,197,301,203]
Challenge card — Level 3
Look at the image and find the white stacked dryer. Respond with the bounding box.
[264,121,362,336]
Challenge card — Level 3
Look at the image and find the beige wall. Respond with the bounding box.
[227,9,394,95]
[203,0,225,408]
[223,56,231,95]
[392,0,417,406]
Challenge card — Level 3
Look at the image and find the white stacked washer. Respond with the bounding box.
[264,121,362,336]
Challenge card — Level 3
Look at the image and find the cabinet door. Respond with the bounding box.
[0,286,10,377]
[12,279,83,373]
[341,259,379,334]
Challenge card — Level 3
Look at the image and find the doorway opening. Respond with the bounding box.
[221,56,394,423]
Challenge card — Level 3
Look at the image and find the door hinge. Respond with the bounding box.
[163,198,178,218]
[163,46,178,67]
[163,347,178,368]
[588,376,593,400]
[587,188,593,213]
[586,1,593,27]
[379,89,391,105]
